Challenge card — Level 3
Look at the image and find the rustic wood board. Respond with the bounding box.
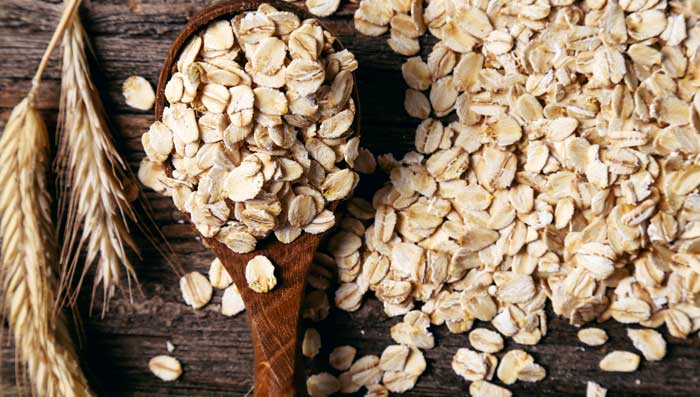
[1,1,700,396]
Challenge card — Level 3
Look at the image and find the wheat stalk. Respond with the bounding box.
[55,9,142,316]
[0,1,92,395]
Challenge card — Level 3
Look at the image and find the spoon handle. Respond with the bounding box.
[245,260,307,397]
[215,234,320,397]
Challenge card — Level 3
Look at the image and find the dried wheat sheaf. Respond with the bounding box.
[0,0,92,395]
[56,11,141,314]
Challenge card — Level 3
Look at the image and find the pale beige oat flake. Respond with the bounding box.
[405,89,431,119]
[451,348,495,381]
[208,258,232,289]
[245,255,277,293]
[497,349,534,385]
[599,351,640,372]
[577,328,608,347]
[123,76,155,111]
[349,355,382,386]
[587,381,607,397]
[470,380,512,397]
[149,355,182,382]
[180,271,213,309]
[335,282,363,312]
[307,0,341,17]
[627,328,666,361]
[380,345,410,372]
[469,328,504,353]
[383,370,419,393]
[221,283,245,317]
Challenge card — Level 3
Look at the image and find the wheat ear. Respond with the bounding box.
[0,1,92,395]
[55,9,141,316]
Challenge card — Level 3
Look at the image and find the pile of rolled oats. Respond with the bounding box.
[137,0,700,394]
[346,0,700,323]
[298,0,700,394]
[139,3,369,254]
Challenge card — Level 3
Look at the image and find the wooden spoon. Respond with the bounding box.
[154,2,360,396]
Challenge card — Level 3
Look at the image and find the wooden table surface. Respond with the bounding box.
[2,1,700,396]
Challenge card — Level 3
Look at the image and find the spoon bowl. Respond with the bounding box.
[155,2,360,396]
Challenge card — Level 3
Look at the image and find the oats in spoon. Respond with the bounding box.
[141,3,362,253]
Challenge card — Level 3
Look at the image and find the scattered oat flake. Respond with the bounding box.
[627,328,666,361]
[470,380,512,397]
[148,355,182,381]
[451,348,495,381]
[349,355,382,386]
[577,328,608,347]
[599,351,640,373]
[469,328,504,353]
[221,283,245,317]
[330,345,357,371]
[180,272,213,309]
[307,372,340,397]
[208,257,232,289]
[302,328,322,358]
[123,75,155,110]
[587,381,607,397]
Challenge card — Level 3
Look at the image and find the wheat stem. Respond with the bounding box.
[28,0,81,99]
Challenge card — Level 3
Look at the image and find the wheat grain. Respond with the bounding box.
[55,10,141,315]
[0,2,91,395]
[1,98,92,397]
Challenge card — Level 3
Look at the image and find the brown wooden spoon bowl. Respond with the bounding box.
[154,1,360,396]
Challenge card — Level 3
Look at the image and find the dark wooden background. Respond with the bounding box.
[1,1,700,396]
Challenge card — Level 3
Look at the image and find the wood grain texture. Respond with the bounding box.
[1,1,700,397]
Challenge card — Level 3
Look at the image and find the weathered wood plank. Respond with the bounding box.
[2,1,700,396]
